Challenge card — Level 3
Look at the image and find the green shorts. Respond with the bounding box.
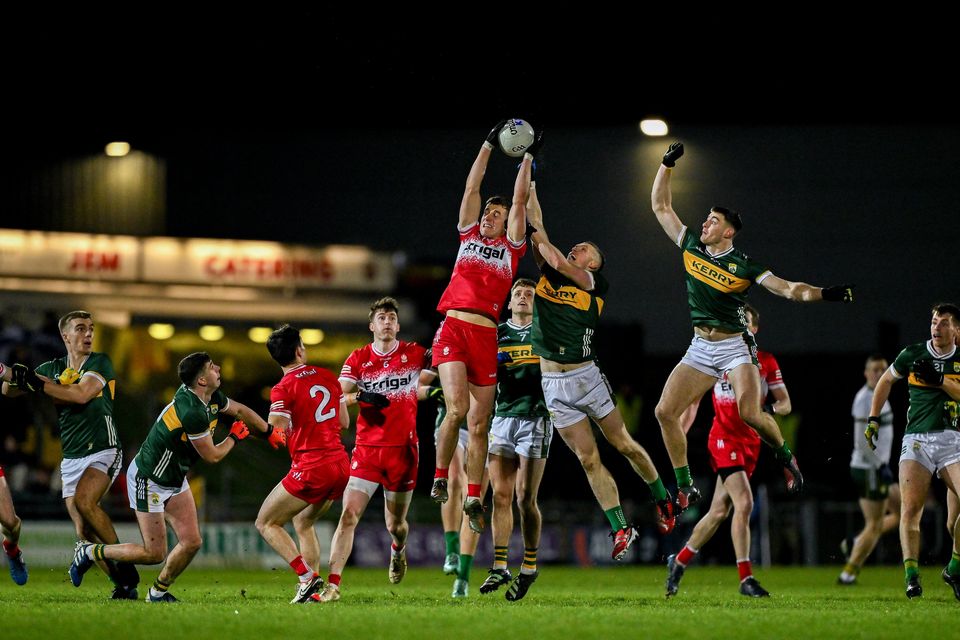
[850,466,890,501]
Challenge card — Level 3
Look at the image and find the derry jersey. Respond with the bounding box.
[676,226,771,334]
[891,341,960,434]
[436,222,526,321]
[710,349,784,443]
[270,364,347,467]
[340,340,426,446]
[35,352,120,458]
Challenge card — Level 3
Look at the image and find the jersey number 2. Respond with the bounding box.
[310,385,337,423]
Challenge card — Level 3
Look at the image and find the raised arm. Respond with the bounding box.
[459,121,505,229]
[760,275,854,303]
[526,181,546,268]
[651,142,686,244]
[506,155,532,243]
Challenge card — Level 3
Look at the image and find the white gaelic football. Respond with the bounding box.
[498,119,535,157]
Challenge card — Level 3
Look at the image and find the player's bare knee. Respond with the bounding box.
[493,489,512,511]
[654,401,676,426]
[339,508,362,529]
[516,491,539,516]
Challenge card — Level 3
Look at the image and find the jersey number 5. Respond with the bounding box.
[310,385,337,423]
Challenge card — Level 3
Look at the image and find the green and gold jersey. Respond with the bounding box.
[892,341,960,434]
[35,352,119,458]
[532,265,608,364]
[496,321,548,418]
[135,385,229,487]
[677,227,771,333]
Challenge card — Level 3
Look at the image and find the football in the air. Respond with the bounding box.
[498,119,535,157]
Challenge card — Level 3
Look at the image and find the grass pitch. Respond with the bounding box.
[2,565,956,639]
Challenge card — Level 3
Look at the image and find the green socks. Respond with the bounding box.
[674,466,693,488]
[604,506,628,532]
[648,477,668,501]
[444,531,459,556]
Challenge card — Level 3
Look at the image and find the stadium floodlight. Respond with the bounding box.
[639,119,669,136]
[147,323,175,340]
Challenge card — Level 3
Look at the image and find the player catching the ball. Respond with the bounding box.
[430,120,542,535]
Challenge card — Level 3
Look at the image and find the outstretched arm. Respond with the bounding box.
[506,155,532,243]
[651,142,686,244]
[459,122,505,229]
[526,181,546,268]
[528,193,595,291]
[222,398,270,435]
[761,275,854,303]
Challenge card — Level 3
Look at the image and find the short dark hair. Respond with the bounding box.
[711,206,743,234]
[584,241,606,271]
[484,196,510,211]
[59,310,92,333]
[512,278,537,292]
[932,302,960,325]
[369,296,400,322]
[865,353,887,367]
[267,325,301,366]
[743,303,759,326]
[178,352,212,387]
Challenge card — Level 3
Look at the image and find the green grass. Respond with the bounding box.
[1,565,956,639]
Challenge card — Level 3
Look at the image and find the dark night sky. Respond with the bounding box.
[6,18,958,354]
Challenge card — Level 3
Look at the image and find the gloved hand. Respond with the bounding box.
[357,390,390,409]
[497,351,514,365]
[762,402,776,415]
[12,364,44,394]
[821,284,855,303]
[228,420,250,444]
[912,359,944,386]
[485,119,509,148]
[426,386,444,403]
[265,424,287,450]
[525,130,545,159]
[864,416,880,451]
[662,142,684,167]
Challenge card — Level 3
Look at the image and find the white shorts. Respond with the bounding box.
[434,426,470,453]
[900,431,960,476]
[489,416,551,459]
[60,448,123,499]
[541,362,615,429]
[680,333,758,379]
[126,458,190,513]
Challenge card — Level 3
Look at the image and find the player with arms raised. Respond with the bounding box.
[430,121,542,535]
[651,142,854,508]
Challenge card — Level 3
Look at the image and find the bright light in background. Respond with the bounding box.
[105,142,131,157]
[199,325,224,341]
[248,327,273,344]
[148,323,175,340]
[639,119,669,136]
[301,329,325,345]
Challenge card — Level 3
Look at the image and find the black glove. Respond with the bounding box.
[357,390,390,409]
[485,119,509,147]
[12,364,44,394]
[525,130,545,159]
[879,463,894,485]
[426,386,444,403]
[762,402,776,415]
[821,284,855,303]
[662,141,684,167]
[912,359,944,386]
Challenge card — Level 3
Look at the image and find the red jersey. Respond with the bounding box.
[269,364,347,467]
[436,222,526,320]
[710,350,784,442]
[340,340,426,447]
